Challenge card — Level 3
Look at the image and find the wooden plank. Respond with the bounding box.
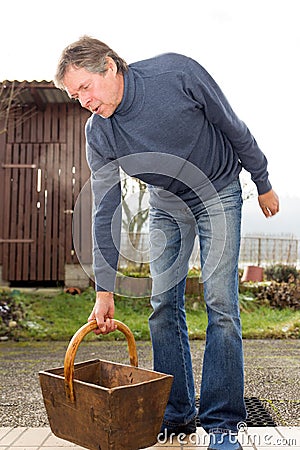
[44,143,53,280]
[65,104,74,264]
[37,110,44,142]
[22,107,31,142]
[37,143,46,280]
[2,143,12,280]
[72,106,82,265]
[2,163,36,168]
[72,188,80,265]
[8,144,19,279]
[30,144,39,280]
[15,109,23,143]
[80,110,91,182]
[51,105,59,142]
[58,143,67,280]
[51,143,59,279]
[7,144,16,279]
[73,107,81,201]
[0,118,6,265]
[22,143,34,280]
[59,104,67,143]
[7,109,15,143]
[67,107,90,267]
[0,239,34,243]
[79,109,92,266]
[15,144,26,280]
[30,109,37,143]
[80,179,92,265]
[72,105,79,264]
[44,105,51,142]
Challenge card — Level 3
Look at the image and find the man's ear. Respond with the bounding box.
[105,56,118,75]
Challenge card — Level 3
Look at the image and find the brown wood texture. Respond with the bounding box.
[39,320,173,450]
[0,119,6,265]
[40,363,173,450]
[0,102,91,282]
[64,319,139,402]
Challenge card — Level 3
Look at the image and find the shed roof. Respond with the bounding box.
[0,80,74,110]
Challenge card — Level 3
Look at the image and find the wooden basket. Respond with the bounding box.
[39,320,173,450]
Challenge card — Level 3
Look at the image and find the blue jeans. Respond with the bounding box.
[148,180,246,434]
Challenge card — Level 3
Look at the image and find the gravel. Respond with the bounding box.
[1,339,299,427]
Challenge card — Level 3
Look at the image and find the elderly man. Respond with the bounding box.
[55,36,279,450]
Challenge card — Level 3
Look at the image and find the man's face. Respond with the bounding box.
[63,59,124,118]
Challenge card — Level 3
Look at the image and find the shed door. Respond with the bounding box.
[0,104,91,284]
[1,143,67,282]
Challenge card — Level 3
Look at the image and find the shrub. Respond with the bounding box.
[118,264,150,277]
[264,264,299,283]
[0,289,25,337]
[257,279,300,310]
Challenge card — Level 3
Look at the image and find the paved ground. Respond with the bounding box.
[1,425,300,449]
[1,339,299,428]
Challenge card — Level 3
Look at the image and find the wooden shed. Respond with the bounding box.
[0,81,92,288]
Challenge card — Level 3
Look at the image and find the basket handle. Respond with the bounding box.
[64,319,138,402]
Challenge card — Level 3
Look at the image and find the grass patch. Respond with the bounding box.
[241,306,300,338]
[1,288,300,341]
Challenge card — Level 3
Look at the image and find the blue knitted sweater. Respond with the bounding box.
[85,53,271,291]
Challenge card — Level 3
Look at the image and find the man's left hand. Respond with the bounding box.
[258,189,279,218]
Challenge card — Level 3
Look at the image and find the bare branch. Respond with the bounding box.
[0,81,35,135]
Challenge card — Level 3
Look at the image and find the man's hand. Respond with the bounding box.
[88,291,117,335]
[258,189,279,218]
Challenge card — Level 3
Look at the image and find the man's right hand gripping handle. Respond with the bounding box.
[88,291,117,335]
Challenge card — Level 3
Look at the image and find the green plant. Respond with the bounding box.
[188,267,201,277]
[1,287,300,340]
[239,292,258,312]
[240,306,300,338]
[264,264,299,283]
[0,289,25,337]
[118,264,150,277]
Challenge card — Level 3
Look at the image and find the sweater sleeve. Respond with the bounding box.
[184,58,272,195]
[85,119,121,292]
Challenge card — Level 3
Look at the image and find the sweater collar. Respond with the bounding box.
[114,67,145,119]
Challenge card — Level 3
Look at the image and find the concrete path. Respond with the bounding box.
[1,426,300,449]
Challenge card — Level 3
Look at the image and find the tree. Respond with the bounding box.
[121,174,149,271]
[121,174,149,246]
[240,169,256,201]
[0,81,37,135]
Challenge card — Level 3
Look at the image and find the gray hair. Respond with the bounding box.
[54,35,128,89]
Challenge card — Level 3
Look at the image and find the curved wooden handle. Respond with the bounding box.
[64,319,138,402]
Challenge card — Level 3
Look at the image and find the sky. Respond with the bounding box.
[1,0,299,236]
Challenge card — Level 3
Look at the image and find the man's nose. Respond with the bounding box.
[79,92,91,109]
